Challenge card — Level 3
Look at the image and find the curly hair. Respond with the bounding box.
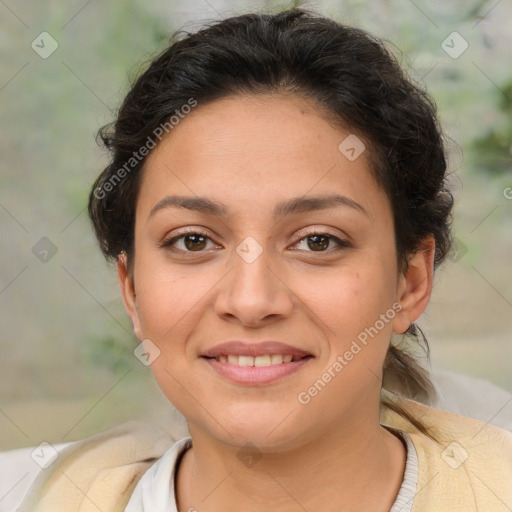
[88,7,454,442]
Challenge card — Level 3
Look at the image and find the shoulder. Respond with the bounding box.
[430,368,512,431]
[382,393,512,511]
[0,443,72,512]
[395,391,511,444]
[382,391,512,459]
[8,420,176,512]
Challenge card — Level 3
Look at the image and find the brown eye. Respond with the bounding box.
[160,230,217,253]
[183,234,208,251]
[291,231,350,253]
[307,234,330,251]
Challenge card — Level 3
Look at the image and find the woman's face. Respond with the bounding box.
[119,93,422,450]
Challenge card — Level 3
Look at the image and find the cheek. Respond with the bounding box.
[306,261,396,332]
[305,261,398,387]
[133,263,207,353]
[133,267,211,413]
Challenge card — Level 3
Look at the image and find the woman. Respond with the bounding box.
[13,7,512,512]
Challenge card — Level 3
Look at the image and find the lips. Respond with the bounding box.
[201,341,313,385]
[202,340,311,359]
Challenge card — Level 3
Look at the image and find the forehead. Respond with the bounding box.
[137,93,387,221]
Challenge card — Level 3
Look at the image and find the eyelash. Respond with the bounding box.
[159,228,351,254]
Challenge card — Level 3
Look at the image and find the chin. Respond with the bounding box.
[192,401,310,451]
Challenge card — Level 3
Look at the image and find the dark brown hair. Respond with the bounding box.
[88,7,453,442]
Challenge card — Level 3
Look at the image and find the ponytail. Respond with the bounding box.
[381,324,441,443]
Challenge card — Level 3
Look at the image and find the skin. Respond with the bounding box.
[118,93,435,511]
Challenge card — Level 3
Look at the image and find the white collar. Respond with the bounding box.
[125,437,192,512]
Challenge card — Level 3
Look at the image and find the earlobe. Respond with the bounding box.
[117,252,143,340]
[392,236,435,334]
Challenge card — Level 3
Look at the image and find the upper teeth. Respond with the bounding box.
[216,354,294,366]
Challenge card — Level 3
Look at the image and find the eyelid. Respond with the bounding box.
[292,225,351,243]
[290,229,351,252]
[159,227,351,253]
[158,227,220,250]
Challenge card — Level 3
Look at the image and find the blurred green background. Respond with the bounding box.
[1,0,511,450]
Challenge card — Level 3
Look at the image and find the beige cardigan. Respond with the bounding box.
[18,394,512,511]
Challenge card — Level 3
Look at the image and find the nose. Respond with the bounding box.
[213,238,294,328]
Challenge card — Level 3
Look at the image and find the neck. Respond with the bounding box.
[175,404,406,512]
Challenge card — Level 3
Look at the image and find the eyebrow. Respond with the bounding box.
[148,193,369,220]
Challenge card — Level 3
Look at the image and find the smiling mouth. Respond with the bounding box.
[204,354,309,366]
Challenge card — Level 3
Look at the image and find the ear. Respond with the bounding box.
[392,235,435,334]
[117,252,143,341]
